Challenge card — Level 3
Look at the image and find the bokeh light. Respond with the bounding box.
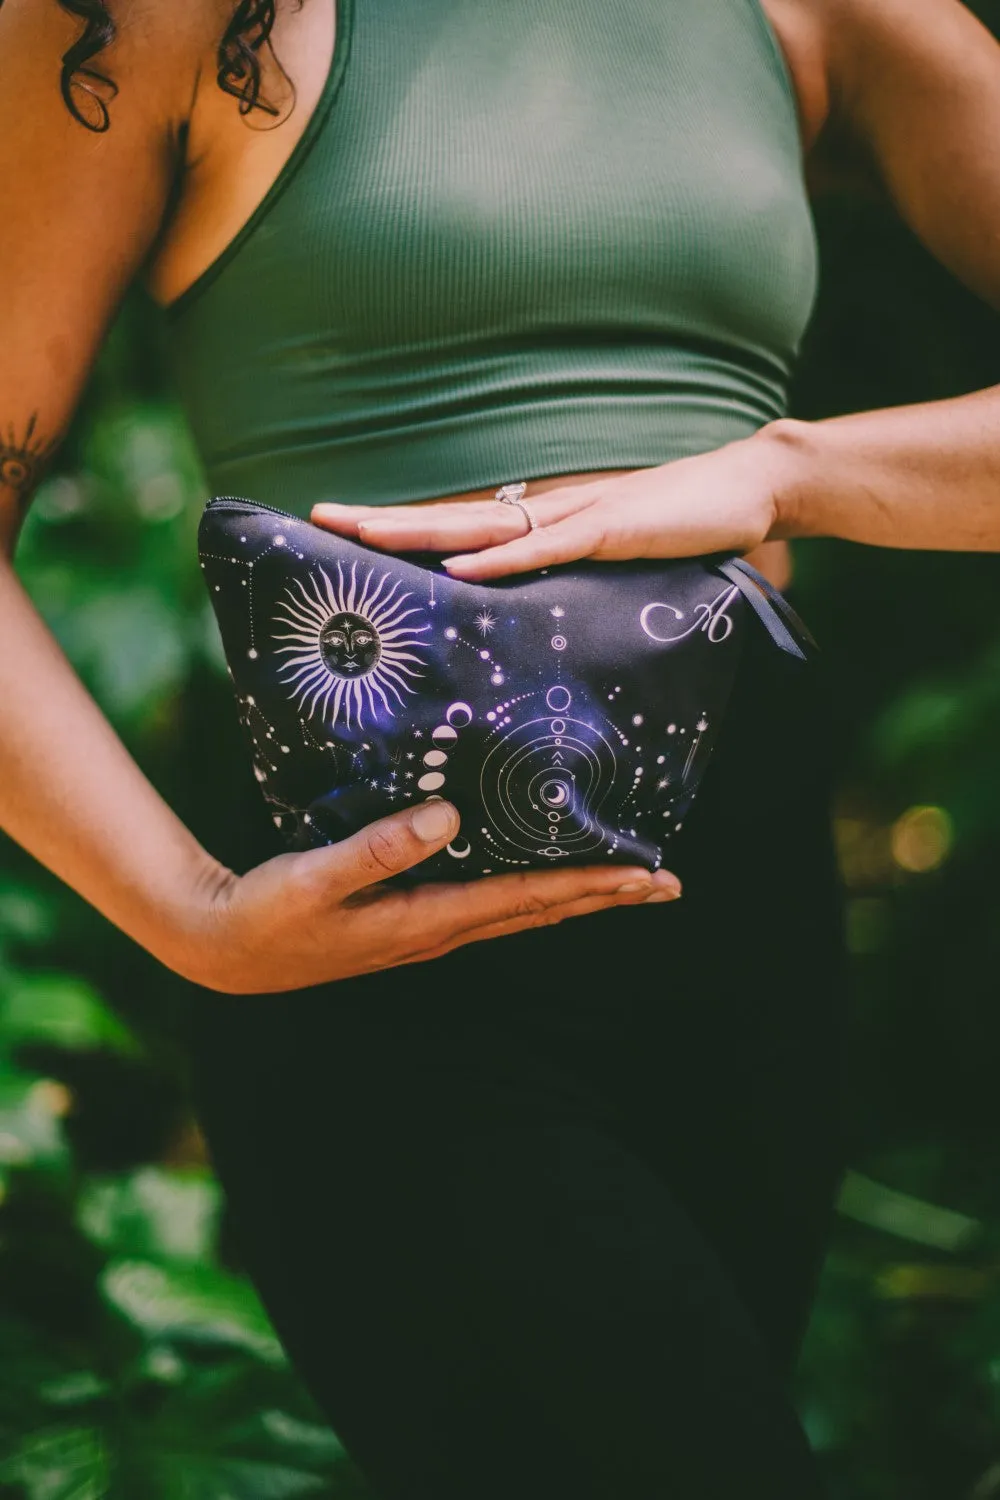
[890,805,953,874]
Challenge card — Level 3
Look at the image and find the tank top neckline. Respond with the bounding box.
[165,0,354,321]
[165,0,803,325]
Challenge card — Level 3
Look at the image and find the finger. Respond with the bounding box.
[294,801,463,900]
[308,502,406,539]
[360,507,525,553]
[397,882,682,966]
[407,864,682,953]
[443,514,606,579]
[343,857,681,929]
[312,499,520,551]
[312,494,588,554]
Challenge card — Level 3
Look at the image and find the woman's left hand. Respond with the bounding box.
[311,425,798,579]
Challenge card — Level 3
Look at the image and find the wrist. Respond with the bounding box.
[753,417,824,541]
[137,848,239,985]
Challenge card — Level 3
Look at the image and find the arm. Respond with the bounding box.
[769,394,1000,552]
[309,393,1000,576]
[0,0,218,966]
[312,0,1000,572]
[0,1,677,994]
[766,0,1000,552]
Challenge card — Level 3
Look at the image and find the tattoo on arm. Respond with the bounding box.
[1,413,58,513]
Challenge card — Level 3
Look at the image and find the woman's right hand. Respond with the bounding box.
[174,800,681,994]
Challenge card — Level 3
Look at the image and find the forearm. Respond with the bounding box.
[764,385,1000,551]
[0,555,229,968]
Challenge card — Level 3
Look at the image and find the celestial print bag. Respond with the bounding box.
[198,496,814,883]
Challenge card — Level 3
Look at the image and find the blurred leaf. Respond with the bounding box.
[969,1464,1000,1500]
[0,885,57,948]
[876,1264,996,1301]
[873,684,966,764]
[141,1455,329,1500]
[0,1068,69,1171]
[35,1372,112,1409]
[837,1170,983,1253]
[0,1424,109,1500]
[111,1357,349,1499]
[0,974,139,1057]
[82,404,206,516]
[101,1260,285,1365]
[77,1168,221,1263]
[257,1409,346,1468]
[47,586,191,721]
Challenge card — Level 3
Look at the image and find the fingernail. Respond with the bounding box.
[411,800,459,843]
[644,885,682,903]
[617,879,652,894]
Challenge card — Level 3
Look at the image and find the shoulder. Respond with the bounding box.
[767,0,1000,197]
[788,0,1000,307]
[0,0,231,139]
[794,0,999,105]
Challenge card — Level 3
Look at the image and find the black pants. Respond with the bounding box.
[188,624,849,1499]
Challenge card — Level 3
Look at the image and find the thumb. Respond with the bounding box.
[325,800,461,895]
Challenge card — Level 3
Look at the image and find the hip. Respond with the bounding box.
[187,613,844,1074]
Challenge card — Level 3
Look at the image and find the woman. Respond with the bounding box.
[3,1,999,1495]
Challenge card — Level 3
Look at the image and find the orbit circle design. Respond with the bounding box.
[479,715,618,857]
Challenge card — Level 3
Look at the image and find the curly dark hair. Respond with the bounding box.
[56,0,289,133]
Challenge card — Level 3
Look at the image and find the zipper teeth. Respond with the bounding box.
[206,495,300,521]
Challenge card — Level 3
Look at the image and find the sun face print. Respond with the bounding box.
[273,562,430,728]
[319,613,382,676]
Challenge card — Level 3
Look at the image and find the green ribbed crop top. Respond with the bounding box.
[163,0,818,513]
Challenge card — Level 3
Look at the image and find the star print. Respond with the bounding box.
[413,730,424,739]
[550,605,565,618]
[474,610,497,636]
[406,753,415,761]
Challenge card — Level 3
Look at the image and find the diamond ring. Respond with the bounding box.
[495,481,538,534]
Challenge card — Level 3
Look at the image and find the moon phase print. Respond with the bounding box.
[198,497,794,883]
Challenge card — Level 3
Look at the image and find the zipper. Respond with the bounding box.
[205,495,301,521]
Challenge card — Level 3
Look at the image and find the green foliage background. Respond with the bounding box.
[4,73,1000,1500]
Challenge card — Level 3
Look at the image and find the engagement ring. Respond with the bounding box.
[495,481,538,534]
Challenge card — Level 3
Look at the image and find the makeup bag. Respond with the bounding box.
[199,495,813,882]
